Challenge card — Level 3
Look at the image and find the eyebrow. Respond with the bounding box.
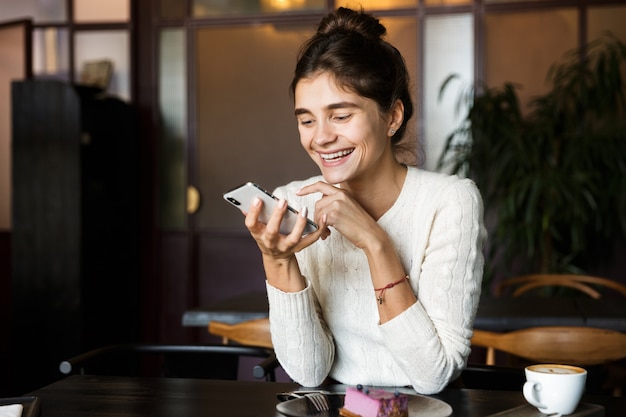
[294,101,360,116]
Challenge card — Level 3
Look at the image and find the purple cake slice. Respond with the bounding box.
[340,386,409,417]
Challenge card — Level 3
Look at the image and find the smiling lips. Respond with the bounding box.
[320,148,354,162]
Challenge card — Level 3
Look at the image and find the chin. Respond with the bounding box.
[320,171,351,186]
[316,160,357,185]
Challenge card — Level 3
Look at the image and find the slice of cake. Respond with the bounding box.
[340,385,409,417]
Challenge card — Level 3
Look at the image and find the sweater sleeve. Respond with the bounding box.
[266,281,335,387]
[379,178,485,394]
[265,178,336,387]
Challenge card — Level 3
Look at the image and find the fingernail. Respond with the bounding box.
[278,199,286,208]
[300,206,308,217]
[253,197,262,206]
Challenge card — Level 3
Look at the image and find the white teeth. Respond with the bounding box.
[321,149,354,161]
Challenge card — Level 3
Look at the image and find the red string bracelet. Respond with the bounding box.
[375,275,409,304]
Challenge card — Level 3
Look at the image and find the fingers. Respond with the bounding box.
[245,196,326,256]
[296,181,339,197]
[244,197,291,235]
[296,182,344,227]
[282,204,326,248]
[292,212,329,250]
[244,197,265,233]
[265,198,289,236]
[245,197,290,243]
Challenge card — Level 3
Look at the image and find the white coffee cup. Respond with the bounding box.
[523,364,587,416]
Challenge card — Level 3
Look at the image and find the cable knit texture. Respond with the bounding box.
[267,166,486,394]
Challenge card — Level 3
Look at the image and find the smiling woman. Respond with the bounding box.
[236,7,487,395]
[294,72,403,188]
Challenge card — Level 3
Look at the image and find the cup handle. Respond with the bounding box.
[523,381,547,410]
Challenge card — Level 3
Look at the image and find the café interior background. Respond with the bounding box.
[1,0,625,396]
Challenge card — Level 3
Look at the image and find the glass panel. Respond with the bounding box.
[74,0,129,22]
[484,8,578,111]
[484,0,543,3]
[588,5,626,43]
[195,23,318,230]
[337,0,415,9]
[424,0,470,5]
[193,0,324,17]
[160,0,186,19]
[588,6,626,94]
[194,16,418,230]
[380,16,419,166]
[0,22,29,229]
[1,0,66,23]
[423,13,473,172]
[74,31,130,100]
[158,29,187,230]
[32,28,70,81]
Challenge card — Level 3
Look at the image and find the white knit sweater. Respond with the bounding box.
[267,166,486,394]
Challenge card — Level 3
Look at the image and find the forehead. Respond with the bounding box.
[294,72,360,106]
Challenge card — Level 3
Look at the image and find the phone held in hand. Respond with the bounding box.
[223,182,318,236]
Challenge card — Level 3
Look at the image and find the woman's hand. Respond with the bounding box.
[297,181,382,250]
[299,181,415,322]
[244,196,328,292]
[245,196,327,258]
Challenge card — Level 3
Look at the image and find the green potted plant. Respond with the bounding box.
[438,33,626,285]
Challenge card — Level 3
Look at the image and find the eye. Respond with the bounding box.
[297,116,315,127]
[333,113,352,122]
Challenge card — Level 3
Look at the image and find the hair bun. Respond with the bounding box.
[317,7,386,41]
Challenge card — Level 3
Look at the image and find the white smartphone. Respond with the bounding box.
[223,182,318,236]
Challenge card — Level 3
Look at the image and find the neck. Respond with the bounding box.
[341,161,407,220]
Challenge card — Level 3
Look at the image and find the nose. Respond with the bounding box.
[313,120,336,146]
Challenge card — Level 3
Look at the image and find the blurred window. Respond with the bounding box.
[193,0,325,17]
[74,0,129,22]
[484,7,578,110]
[2,0,67,23]
[158,29,188,229]
[423,13,473,172]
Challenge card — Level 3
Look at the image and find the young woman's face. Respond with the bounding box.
[294,72,394,185]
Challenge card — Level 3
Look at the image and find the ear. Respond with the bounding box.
[387,99,404,136]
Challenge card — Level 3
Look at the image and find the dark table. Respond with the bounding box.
[25,375,626,417]
[182,291,626,331]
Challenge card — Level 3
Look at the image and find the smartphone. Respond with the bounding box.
[223,182,318,236]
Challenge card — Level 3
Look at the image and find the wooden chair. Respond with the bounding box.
[493,274,626,299]
[59,344,275,380]
[471,326,626,395]
[208,318,278,380]
[472,326,626,366]
[208,318,272,349]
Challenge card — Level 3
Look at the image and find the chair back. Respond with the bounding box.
[471,326,626,366]
[208,318,273,349]
[494,274,626,299]
[59,344,275,380]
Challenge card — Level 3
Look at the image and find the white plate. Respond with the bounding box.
[276,393,453,417]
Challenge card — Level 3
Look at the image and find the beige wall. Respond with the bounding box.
[485,5,626,112]
[589,5,626,43]
[485,8,579,111]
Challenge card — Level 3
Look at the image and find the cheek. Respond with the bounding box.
[299,128,314,150]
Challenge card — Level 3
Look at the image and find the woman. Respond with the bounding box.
[244,7,486,394]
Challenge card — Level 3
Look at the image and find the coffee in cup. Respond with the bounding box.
[523,364,587,416]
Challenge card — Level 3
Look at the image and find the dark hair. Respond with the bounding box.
[290,7,414,146]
